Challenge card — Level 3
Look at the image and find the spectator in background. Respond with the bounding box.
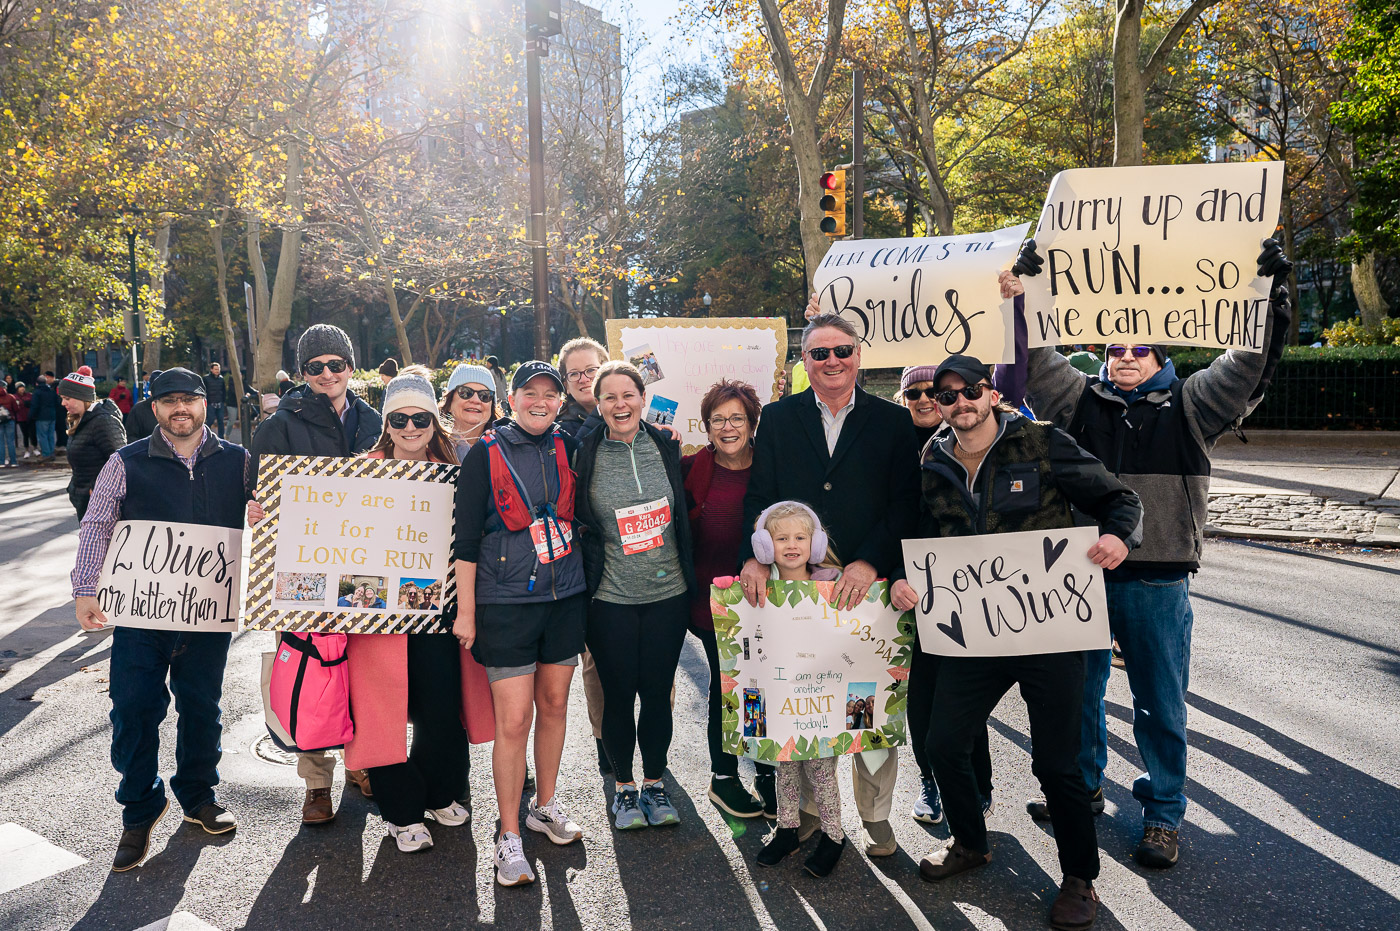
[15,382,36,459]
[3,374,13,393]
[484,356,511,415]
[109,376,134,416]
[897,365,944,449]
[1066,347,1103,377]
[556,338,607,441]
[124,371,161,442]
[379,358,399,385]
[0,383,18,467]
[276,370,295,397]
[58,372,126,518]
[439,363,500,461]
[29,373,60,459]
[203,363,228,437]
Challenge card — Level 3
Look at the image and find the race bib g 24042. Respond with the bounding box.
[615,497,672,555]
[529,516,573,564]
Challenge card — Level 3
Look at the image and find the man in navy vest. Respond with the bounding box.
[72,368,253,872]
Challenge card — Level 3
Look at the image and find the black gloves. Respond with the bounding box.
[1257,238,1292,281]
[1012,239,1043,277]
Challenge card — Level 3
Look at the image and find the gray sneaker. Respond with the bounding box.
[639,781,681,827]
[494,831,536,886]
[526,795,583,845]
[611,786,647,829]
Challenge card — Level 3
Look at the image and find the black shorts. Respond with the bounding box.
[472,592,588,670]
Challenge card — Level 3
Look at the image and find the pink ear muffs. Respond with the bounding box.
[751,501,829,565]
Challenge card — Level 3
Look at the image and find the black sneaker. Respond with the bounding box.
[756,826,801,866]
[182,802,236,835]
[596,738,612,777]
[113,799,169,872]
[754,772,777,820]
[1027,786,1104,822]
[708,777,765,818]
[1134,825,1179,869]
[804,832,847,877]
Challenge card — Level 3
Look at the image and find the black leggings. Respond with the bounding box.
[909,636,993,799]
[587,594,689,784]
[19,420,36,448]
[368,633,469,826]
[688,623,775,780]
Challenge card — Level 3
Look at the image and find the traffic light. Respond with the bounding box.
[819,169,846,237]
[527,0,562,38]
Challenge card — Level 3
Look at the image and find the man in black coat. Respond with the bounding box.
[203,362,229,437]
[249,323,381,825]
[123,371,160,443]
[738,311,922,859]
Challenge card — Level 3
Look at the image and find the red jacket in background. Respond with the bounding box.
[108,384,133,415]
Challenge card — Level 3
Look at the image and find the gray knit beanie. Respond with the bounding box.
[297,324,355,371]
[381,372,439,418]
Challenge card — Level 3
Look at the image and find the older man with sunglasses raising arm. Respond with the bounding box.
[249,324,383,825]
[999,239,1293,870]
[738,311,922,858]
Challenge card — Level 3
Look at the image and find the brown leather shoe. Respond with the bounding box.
[1134,825,1179,868]
[347,769,373,798]
[919,840,991,881]
[1049,875,1099,930]
[302,787,335,824]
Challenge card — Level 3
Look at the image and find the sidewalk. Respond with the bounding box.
[1207,431,1400,546]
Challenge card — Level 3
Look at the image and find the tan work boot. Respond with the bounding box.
[347,769,373,798]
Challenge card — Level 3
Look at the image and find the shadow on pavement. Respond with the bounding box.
[0,616,110,740]
[72,821,235,931]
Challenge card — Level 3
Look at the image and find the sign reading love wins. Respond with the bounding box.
[712,579,913,762]
[901,526,1109,657]
[95,520,242,632]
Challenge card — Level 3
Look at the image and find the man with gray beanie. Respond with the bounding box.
[250,322,381,824]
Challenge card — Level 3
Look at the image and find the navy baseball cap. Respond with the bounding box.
[511,360,564,392]
[149,368,207,399]
[933,354,993,389]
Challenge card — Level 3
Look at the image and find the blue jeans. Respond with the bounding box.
[0,422,15,464]
[109,627,231,827]
[1079,577,1194,831]
[36,418,56,457]
[208,402,225,437]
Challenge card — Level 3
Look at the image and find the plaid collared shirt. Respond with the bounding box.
[71,427,249,596]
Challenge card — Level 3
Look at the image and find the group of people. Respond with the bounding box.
[66,237,1292,929]
[1,371,60,465]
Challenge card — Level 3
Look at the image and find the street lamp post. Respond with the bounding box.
[525,1,561,361]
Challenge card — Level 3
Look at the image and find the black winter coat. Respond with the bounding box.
[249,385,381,475]
[29,383,59,421]
[67,399,127,495]
[739,385,921,575]
[556,396,603,440]
[202,373,228,405]
[124,400,158,441]
[572,420,698,598]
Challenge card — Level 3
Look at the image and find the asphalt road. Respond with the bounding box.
[1,469,1397,931]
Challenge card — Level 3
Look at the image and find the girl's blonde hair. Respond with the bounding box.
[760,501,841,570]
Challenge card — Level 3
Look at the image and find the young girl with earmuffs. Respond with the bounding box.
[751,501,848,878]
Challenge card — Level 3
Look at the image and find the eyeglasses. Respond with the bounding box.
[156,394,203,407]
[1105,345,1153,359]
[302,359,349,375]
[454,386,494,403]
[806,344,856,361]
[707,414,749,429]
[903,387,939,401]
[387,411,436,430]
[565,365,601,383]
[934,384,990,407]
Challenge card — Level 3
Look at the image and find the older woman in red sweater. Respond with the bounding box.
[681,379,774,820]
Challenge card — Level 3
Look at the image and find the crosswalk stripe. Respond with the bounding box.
[0,822,87,896]
[132,912,221,931]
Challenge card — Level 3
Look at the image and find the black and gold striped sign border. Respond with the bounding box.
[243,455,459,634]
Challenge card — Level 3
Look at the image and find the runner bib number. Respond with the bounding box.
[615,498,672,555]
[529,516,573,564]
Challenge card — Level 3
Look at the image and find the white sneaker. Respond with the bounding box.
[494,831,535,886]
[427,801,469,827]
[387,821,433,853]
[526,795,583,845]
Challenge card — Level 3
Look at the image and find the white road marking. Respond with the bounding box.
[0,822,87,896]
[132,911,221,931]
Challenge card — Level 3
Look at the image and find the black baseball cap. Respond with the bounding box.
[149,368,207,399]
[933,354,993,389]
[511,360,564,392]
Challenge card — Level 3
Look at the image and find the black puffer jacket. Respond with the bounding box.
[556,396,603,440]
[67,399,127,495]
[124,399,158,441]
[249,385,381,472]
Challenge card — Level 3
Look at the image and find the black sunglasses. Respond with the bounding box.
[454,386,494,403]
[903,387,939,401]
[1106,345,1153,359]
[934,384,990,406]
[387,411,436,430]
[302,359,349,375]
[806,344,856,361]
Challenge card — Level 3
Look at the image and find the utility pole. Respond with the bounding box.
[127,231,141,392]
[525,0,561,361]
[852,68,865,240]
